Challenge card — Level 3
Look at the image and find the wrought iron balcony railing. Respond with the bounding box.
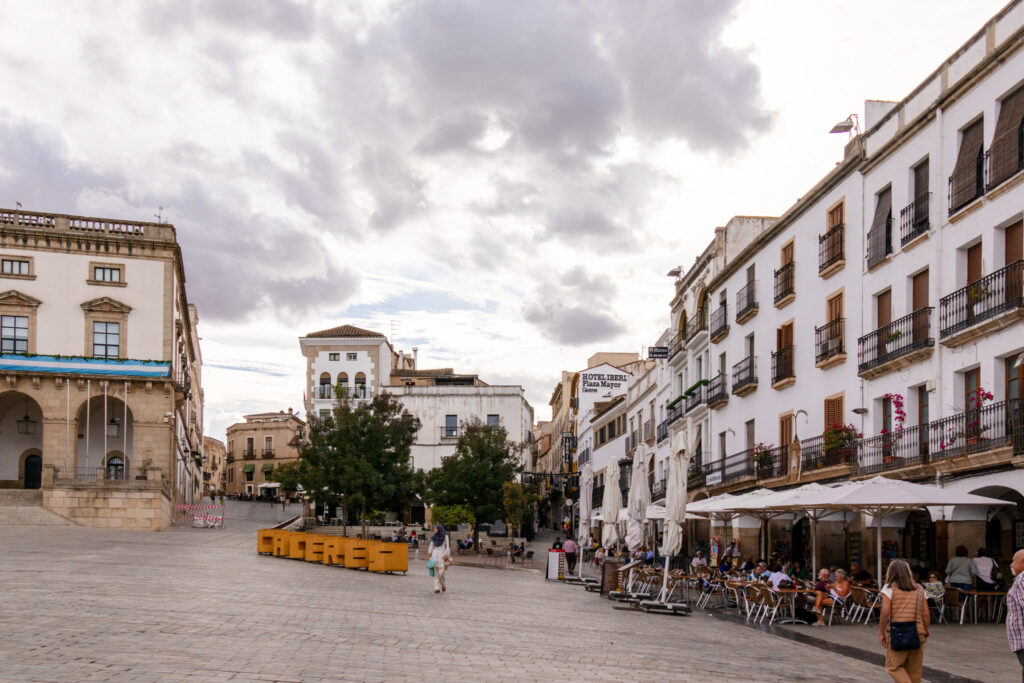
[899,193,931,245]
[866,217,893,269]
[939,261,1024,339]
[731,355,756,392]
[771,346,795,385]
[818,224,844,273]
[814,319,845,364]
[774,262,795,303]
[685,384,706,413]
[707,372,728,405]
[857,307,933,374]
[736,280,757,320]
[709,304,728,339]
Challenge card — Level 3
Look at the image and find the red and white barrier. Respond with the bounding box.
[173,504,225,528]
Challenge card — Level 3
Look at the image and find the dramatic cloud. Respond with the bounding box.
[523,266,624,346]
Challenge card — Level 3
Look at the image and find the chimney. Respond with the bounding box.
[412,347,418,370]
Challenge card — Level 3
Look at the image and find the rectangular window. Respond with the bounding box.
[319,409,330,417]
[445,414,458,437]
[347,352,357,361]
[825,395,845,430]
[882,396,893,433]
[779,413,793,446]
[598,426,606,445]
[1,259,29,275]
[92,321,120,358]
[486,414,499,428]
[245,470,254,482]
[744,419,755,451]
[828,202,845,229]
[1,315,28,354]
[93,266,121,283]
[718,431,727,458]
[328,352,340,361]
[917,385,930,425]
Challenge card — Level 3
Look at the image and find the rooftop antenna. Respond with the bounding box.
[389,319,400,345]
[154,206,165,224]
[15,201,22,209]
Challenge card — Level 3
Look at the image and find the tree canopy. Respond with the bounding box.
[426,417,523,548]
[298,390,421,537]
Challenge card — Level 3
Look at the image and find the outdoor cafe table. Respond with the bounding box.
[773,587,817,624]
[958,589,1007,625]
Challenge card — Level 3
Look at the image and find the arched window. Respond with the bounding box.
[355,372,367,398]
[337,372,349,397]
[318,372,332,400]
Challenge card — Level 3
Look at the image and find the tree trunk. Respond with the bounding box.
[341,500,347,538]
[472,517,480,554]
[361,502,367,540]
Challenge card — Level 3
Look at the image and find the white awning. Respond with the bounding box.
[257,482,281,489]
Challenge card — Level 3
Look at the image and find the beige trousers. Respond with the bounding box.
[885,645,924,683]
[433,562,447,592]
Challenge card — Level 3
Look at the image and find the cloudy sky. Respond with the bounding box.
[0,0,1006,438]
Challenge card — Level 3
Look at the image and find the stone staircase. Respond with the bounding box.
[0,490,77,525]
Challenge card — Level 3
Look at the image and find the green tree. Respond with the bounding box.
[266,460,304,499]
[502,481,534,538]
[426,417,523,550]
[298,390,421,538]
[430,504,475,529]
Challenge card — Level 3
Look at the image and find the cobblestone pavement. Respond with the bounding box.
[0,506,950,682]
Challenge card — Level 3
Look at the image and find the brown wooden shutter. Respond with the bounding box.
[912,270,929,310]
[824,398,836,430]
[779,414,793,446]
[868,188,893,267]
[877,290,892,328]
[835,395,845,427]
[967,243,983,283]
[914,159,930,198]
[989,86,1024,187]
[827,293,844,322]
[828,203,844,229]
[782,322,793,347]
[951,120,985,209]
[1006,221,1023,264]
[782,242,794,266]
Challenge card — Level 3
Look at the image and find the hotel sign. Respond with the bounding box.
[648,346,668,359]
[579,369,629,394]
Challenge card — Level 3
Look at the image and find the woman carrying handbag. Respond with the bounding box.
[878,559,930,683]
[427,524,452,594]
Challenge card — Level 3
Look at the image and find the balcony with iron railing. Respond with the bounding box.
[736,280,758,323]
[866,217,893,270]
[948,159,985,215]
[986,129,1024,192]
[625,432,638,455]
[856,424,929,476]
[709,304,729,342]
[771,346,795,388]
[818,224,845,276]
[656,419,669,443]
[928,398,1023,462]
[316,384,333,400]
[685,383,707,413]
[225,453,235,463]
[262,448,275,458]
[899,193,931,246]
[667,332,683,361]
[814,319,845,368]
[939,261,1024,345]
[666,401,684,425]
[643,420,654,444]
[440,426,463,440]
[731,355,757,396]
[800,433,855,472]
[242,448,256,460]
[754,445,789,480]
[685,307,708,343]
[687,454,708,488]
[706,372,728,409]
[857,307,934,378]
[774,262,795,306]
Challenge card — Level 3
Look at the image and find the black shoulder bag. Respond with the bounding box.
[889,586,922,651]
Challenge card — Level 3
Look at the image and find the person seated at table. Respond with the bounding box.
[718,555,733,574]
[740,556,755,572]
[691,550,708,568]
[812,569,851,626]
[922,571,945,608]
[645,546,655,566]
[768,565,792,590]
[758,562,772,581]
[788,560,809,581]
[456,536,473,552]
[390,530,399,543]
[849,561,873,588]
[595,547,606,566]
[945,545,976,592]
[973,548,1004,591]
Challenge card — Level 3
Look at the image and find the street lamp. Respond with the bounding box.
[106,417,120,438]
[16,398,36,435]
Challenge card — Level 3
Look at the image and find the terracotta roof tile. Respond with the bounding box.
[304,324,387,339]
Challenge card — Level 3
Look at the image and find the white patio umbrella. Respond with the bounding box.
[577,462,593,579]
[659,448,688,602]
[769,476,1009,581]
[625,449,651,551]
[601,457,622,549]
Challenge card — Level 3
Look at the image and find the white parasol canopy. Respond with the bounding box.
[625,449,651,551]
[578,462,593,548]
[662,449,687,557]
[761,476,1009,581]
[601,457,622,549]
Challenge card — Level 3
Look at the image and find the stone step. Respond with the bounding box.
[0,505,77,526]
[0,490,44,505]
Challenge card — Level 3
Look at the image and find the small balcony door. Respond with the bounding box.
[967,243,983,318]
[1006,221,1023,300]
[876,290,892,355]
[912,270,929,343]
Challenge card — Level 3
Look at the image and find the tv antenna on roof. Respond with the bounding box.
[390,319,400,345]
[154,206,166,224]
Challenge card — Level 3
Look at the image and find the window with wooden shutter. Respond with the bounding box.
[828,203,844,229]
[867,187,893,268]
[967,243,983,284]
[989,85,1024,188]
[824,395,845,430]
[950,119,985,211]
[914,159,930,199]
[912,270,929,310]
[782,241,794,266]
[779,413,793,446]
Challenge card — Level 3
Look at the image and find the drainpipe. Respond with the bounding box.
[935,107,945,433]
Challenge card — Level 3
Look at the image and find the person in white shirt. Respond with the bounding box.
[768,565,792,590]
[691,550,708,568]
[427,524,451,594]
[974,548,1003,590]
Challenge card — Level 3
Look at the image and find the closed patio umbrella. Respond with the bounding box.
[577,462,593,578]
[601,457,622,550]
[625,448,650,552]
[659,448,688,602]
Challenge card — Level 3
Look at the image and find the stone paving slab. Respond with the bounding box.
[0,510,914,682]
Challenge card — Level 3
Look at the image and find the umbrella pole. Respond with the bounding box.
[661,553,670,602]
[811,515,818,576]
[875,510,883,587]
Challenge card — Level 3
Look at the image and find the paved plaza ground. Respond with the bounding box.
[0,503,1016,682]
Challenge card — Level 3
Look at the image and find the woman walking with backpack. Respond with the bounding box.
[879,559,930,683]
[427,524,451,594]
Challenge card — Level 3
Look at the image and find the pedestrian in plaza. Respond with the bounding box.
[879,559,929,683]
[563,537,578,572]
[973,548,1003,591]
[945,545,977,592]
[427,524,451,594]
[551,537,563,550]
[1006,548,1024,682]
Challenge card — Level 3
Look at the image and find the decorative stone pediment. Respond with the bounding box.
[0,290,41,308]
[80,296,132,314]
